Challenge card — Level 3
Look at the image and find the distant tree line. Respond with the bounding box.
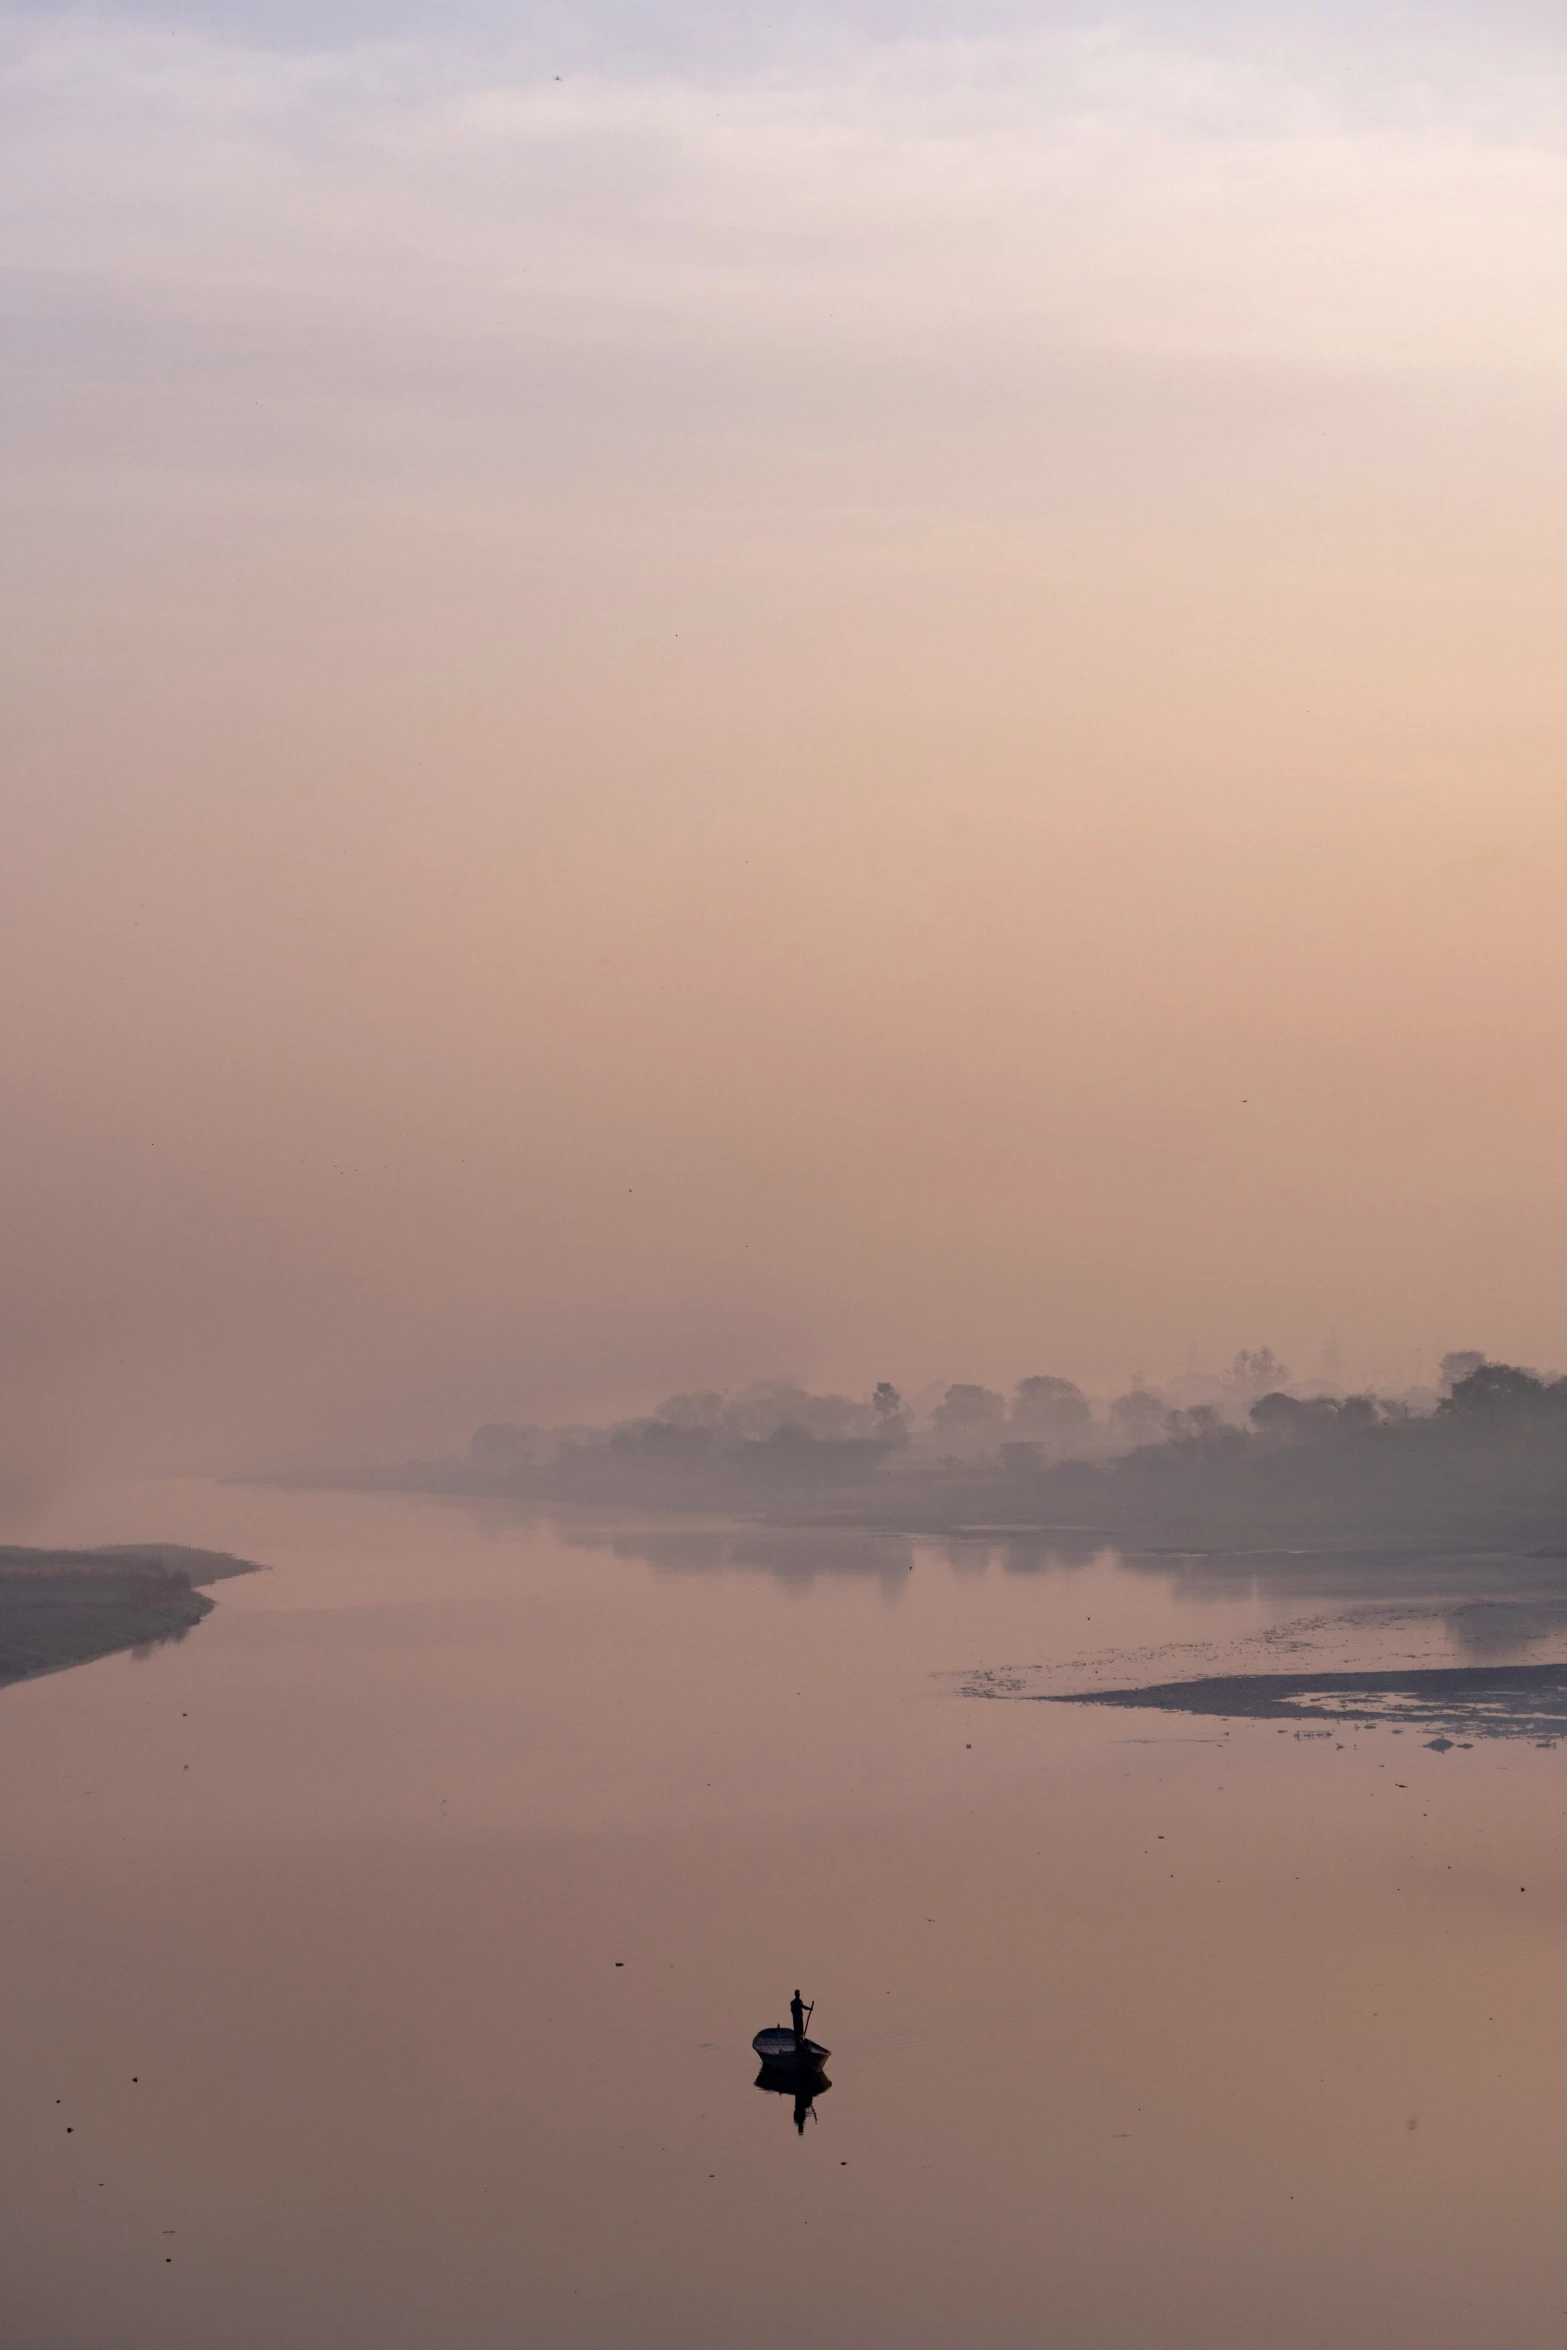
[445,1351,1567,1544]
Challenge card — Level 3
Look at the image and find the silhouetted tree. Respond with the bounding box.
[931,1383,1007,1453]
[1440,1363,1554,1418]
[1250,1391,1381,1444]
[1228,1347,1289,1394]
[1249,1391,1319,1440]
[721,1381,871,1440]
[1010,1376,1091,1445]
[872,1381,911,1447]
[1109,1389,1165,1447]
[470,1423,545,1467]
[1165,1404,1226,1442]
[608,1417,715,1459]
[654,1390,726,1431]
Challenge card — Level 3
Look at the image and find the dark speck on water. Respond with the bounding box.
[14,1493,1567,2349]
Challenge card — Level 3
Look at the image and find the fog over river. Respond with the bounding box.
[4,1480,1567,2350]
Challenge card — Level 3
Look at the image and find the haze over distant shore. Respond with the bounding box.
[279,1355,1567,1553]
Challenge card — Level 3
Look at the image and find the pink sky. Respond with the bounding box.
[4,6,1566,1494]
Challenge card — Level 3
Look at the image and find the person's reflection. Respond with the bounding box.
[755,2067,832,2134]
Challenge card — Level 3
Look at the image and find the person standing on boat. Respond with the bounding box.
[790,1989,807,2049]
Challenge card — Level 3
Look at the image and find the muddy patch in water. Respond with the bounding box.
[969,1659,1567,1745]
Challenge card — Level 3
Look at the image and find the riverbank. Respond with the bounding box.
[0,1544,265,1687]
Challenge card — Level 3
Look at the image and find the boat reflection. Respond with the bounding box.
[755,2064,833,2134]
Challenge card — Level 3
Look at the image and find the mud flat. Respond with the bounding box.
[1034,1661,1567,1744]
[0,1544,265,1687]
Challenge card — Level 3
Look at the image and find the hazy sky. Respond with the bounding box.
[5,0,1567,1490]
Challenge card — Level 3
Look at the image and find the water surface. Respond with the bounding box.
[3,1483,1566,2349]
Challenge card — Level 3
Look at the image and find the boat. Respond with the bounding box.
[752,2027,831,2070]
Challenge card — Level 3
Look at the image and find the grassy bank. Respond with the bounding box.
[0,1545,264,1688]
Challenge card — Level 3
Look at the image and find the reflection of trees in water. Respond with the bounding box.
[492,1502,1567,1661]
[1114,1545,1567,1627]
[561,1525,916,1584]
[939,1534,1103,1576]
[563,1524,1122,1584]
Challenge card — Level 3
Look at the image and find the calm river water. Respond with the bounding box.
[4,1481,1566,2348]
